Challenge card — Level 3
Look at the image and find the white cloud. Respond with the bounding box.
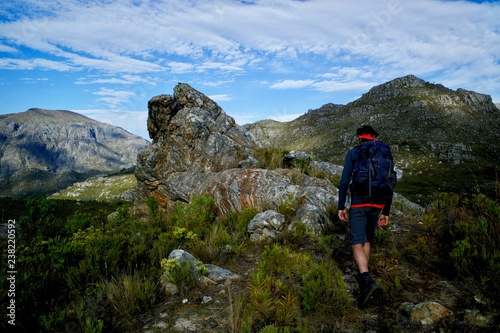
[167,61,195,74]
[0,43,19,53]
[0,57,75,71]
[0,0,499,116]
[209,94,232,102]
[20,77,49,84]
[268,113,303,122]
[93,88,136,109]
[270,79,315,90]
[75,74,155,85]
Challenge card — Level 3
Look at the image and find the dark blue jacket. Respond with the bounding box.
[338,142,393,216]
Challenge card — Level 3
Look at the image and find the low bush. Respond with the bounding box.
[421,193,500,308]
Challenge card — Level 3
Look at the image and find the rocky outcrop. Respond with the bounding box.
[0,109,150,197]
[135,83,340,234]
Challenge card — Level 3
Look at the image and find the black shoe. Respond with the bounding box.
[357,278,380,308]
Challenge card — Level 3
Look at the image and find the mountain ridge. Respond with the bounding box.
[245,75,500,202]
[0,108,150,197]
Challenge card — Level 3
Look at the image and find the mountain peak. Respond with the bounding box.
[0,109,150,197]
[5,108,94,124]
[246,75,500,201]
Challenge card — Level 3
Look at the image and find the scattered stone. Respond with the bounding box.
[174,317,200,332]
[399,301,453,325]
[201,296,213,304]
[248,210,286,242]
[160,249,241,295]
[152,321,167,329]
[159,272,179,296]
[204,264,242,282]
[283,150,311,168]
[464,309,493,328]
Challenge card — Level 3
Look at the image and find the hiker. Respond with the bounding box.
[337,125,396,307]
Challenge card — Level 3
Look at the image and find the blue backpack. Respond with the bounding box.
[351,140,397,203]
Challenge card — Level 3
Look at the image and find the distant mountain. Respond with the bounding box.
[245,75,500,202]
[0,108,150,197]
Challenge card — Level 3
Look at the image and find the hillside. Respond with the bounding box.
[2,82,497,332]
[0,108,150,197]
[245,75,500,203]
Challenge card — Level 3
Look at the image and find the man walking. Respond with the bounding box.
[337,125,396,307]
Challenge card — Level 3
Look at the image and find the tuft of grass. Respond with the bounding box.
[301,260,348,316]
[103,273,156,330]
[253,146,289,170]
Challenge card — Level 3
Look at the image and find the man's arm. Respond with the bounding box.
[338,149,354,211]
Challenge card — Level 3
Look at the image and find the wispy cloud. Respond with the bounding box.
[0,57,75,71]
[93,88,136,109]
[209,94,232,102]
[0,0,499,134]
[75,74,156,85]
[270,79,315,90]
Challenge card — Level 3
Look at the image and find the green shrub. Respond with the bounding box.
[169,194,216,238]
[301,261,348,316]
[258,244,309,278]
[373,224,392,246]
[247,244,317,329]
[146,196,163,227]
[277,193,303,222]
[426,193,500,308]
[253,146,289,170]
[103,273,156,318]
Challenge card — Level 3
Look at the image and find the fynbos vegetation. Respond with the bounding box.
[1,185,499,332]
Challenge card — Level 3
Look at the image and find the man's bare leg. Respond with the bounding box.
[352,242,371,274]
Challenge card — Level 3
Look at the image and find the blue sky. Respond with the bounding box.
[1,0,499,140]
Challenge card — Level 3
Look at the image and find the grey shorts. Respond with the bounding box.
[349,206,382,245]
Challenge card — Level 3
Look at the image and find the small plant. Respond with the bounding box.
[169,194,216,238]
[146,196,163,227]
[172,226,198,245]
[196,259,209,276]
[225,285,251,333]
[160,258,198,295]
[247,244,309,329]
[277,193,303,221]
[248,272,276,325]
[374,224,392,246]
[301,261,348,316]
[253,146,289,170]
[103,273,156,330]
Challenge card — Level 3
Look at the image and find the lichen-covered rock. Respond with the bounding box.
[399,301,453,325]
[135,84,339,232]
[248,210,286,242]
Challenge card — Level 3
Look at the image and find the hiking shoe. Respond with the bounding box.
[357,280,380,308]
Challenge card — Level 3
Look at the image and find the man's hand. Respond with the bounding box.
[338,209,348,222]
[378,214,389,227]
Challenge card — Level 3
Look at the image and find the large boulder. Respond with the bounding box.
[135,83,339,234]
